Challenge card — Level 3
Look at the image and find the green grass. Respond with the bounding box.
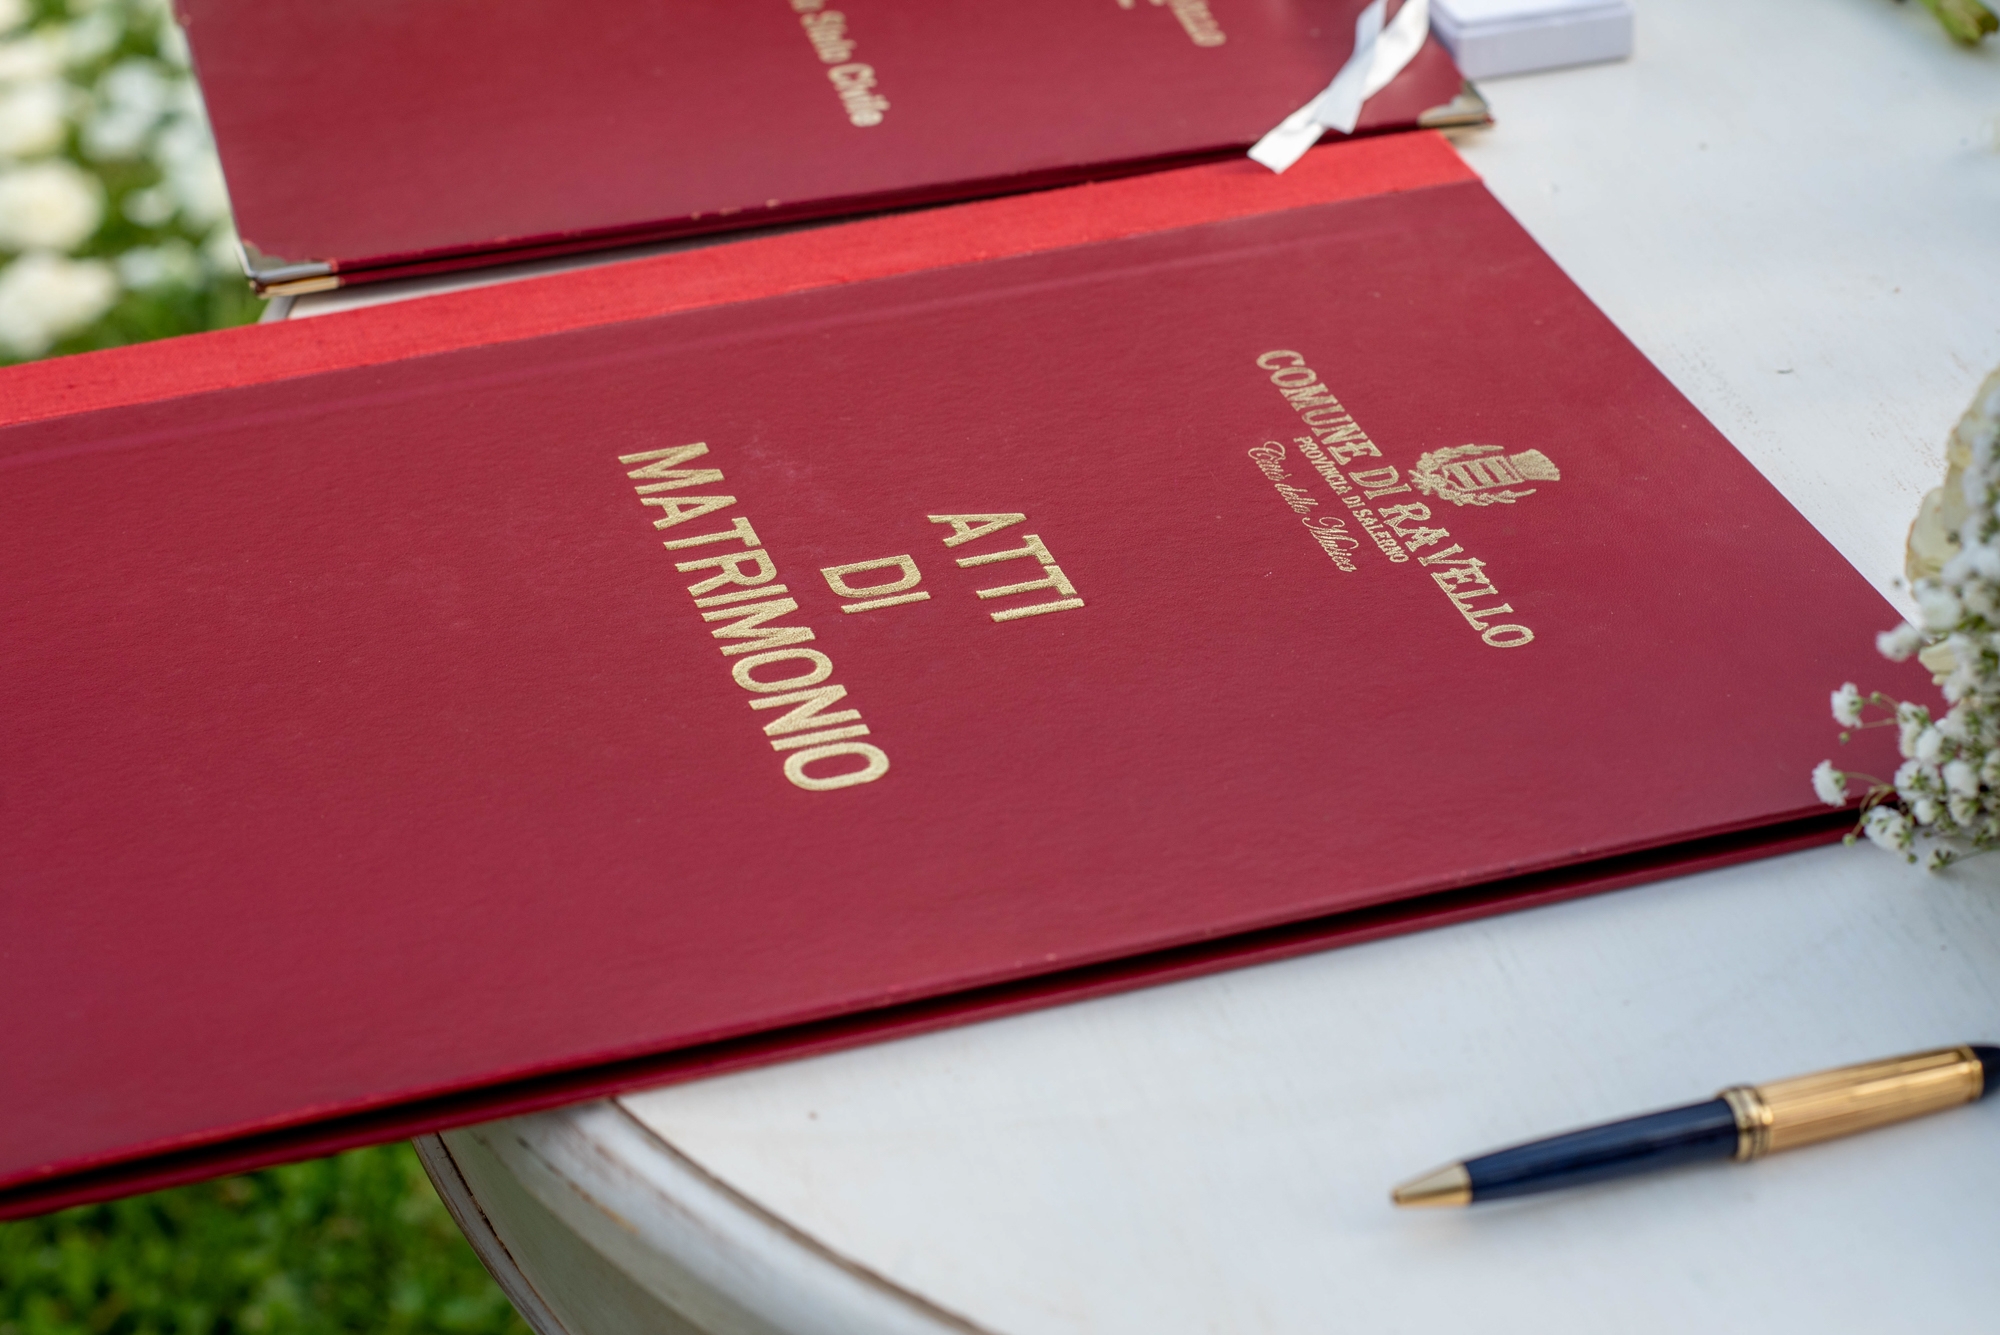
[0,1144,532,1335]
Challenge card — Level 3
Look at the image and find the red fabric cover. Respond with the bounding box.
[0,133,1917,1216]
[178,0,1466,283]
[0,135,1472,430]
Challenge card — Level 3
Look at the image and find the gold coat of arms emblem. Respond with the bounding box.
[1411,445,1561,506]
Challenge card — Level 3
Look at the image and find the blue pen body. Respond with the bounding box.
[1399,1045,2000,1207]
[1463,1098,1739,1201]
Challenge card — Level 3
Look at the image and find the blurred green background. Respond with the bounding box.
[0,0,259,365]
[0,1,528,1330]
[2,1149,531,1335]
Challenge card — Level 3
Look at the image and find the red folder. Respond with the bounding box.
[0,135,1914,1218]
[177,0,1476,291]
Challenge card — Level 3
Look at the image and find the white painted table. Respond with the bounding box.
[351,1,2000,1329]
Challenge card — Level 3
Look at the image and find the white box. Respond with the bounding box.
[1432,0,1634,79]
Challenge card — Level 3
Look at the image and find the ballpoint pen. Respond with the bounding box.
[1392,1043,1999,1207]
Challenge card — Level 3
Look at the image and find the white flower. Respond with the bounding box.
[1950,794,1979,825]
[1896,702,1930,758]
[1878,622,1924,661]
[1811,761,1848,807]
[1864,806,1913,853]
[115,236,198,289]
[1916,584,1963,633]
[0,78,67,158]
[1830,682,1863,727]
[152,111,230,228]
[155,9,190,68]
[60,11,122,66]
[1915,726,1944,763]
[0,159,103,250]
[121,181,172,226]
[200,220,238,272]
[1944,758,1980,798]
[1913,796,1940,825]
[83,59,172,160]
[0,249,117,356]
[1893,757,1934,800]
[0,34,61,84]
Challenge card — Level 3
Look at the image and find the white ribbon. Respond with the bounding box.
[1249,0,1431,174]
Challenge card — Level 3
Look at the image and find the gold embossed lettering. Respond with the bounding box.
[643,494,737,530]
[821,555,931,612]
[702,597,816,656]
[769,724,872,752]
[1350,465,1411,501]
[1285,386,1342,412]
[731,648,834,693]
[989,596,1086,622]
[695,584,789,608]
[1399,526,1451,550]
[1430,564,1490,590]
[750,685,862,736]
[928,513,1026,548]
[783,742,890,791]
[622,445,892,782]
[956,533,1054,568]
[662,517,762,551]
[977,564,1076,601]
[677,548,778,595]
[620,443,711,476]
[1326,439,1381,466]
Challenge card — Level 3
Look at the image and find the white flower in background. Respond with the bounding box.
[83,58,170,159]
[0,33,60,84]
[0,248,115,354]
[61,10,120,65]
[115,234,196,288]
[1812,760,1848,807]
[1895,700,1929,758]
[0,76,66,157]
[1863,806,1913,853]
[1944,757,1980,797]
[1915,584,1963,632]
[200,219,234,268]
[0,0,259,365]
[152,106,229,227]
[1826,365,2000,867]
[0,158,103,249]
[1876,623,1923,661]
[121,178,168,224]
[154,8,187,66]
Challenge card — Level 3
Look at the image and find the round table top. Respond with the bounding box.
[378,1,2000,1329]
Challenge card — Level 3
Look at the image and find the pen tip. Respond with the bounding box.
[1391,1163,1472,1208]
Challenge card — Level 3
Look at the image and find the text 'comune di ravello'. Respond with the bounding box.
[1255,350,1534,649]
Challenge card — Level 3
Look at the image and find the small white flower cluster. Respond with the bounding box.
[0,0,238,358]
[1816,366,2000,870]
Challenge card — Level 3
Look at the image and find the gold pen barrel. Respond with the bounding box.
[1719,1046,1985,1161]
